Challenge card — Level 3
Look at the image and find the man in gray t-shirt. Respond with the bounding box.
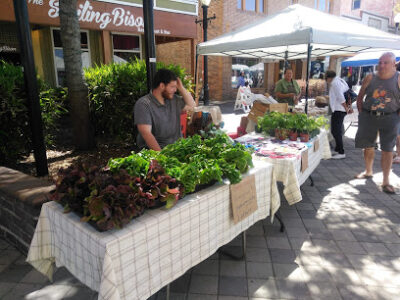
[134,69,195,151]
[355,52,400,194]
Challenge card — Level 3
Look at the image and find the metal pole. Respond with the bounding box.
[305,44,312,115]
[13,0,48,176]
[283,50,289,74]
[143,0,157,93]
[202,5,210,105]
[194,52,200,106]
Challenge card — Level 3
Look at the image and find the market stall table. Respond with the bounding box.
[236,130,331,205]
[27,161,279,300]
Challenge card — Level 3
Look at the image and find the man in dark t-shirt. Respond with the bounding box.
[355,52,400,194]
[134,69,195,151]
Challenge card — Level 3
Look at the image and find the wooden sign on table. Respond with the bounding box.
[301,149,309,173]
[314,138,320,152]
[230,174,258,224]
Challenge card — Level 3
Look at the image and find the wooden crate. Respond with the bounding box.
[248,102,288,122]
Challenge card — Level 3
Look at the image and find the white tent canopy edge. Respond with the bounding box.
[197,5,400,59]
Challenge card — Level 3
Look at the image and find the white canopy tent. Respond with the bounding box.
[197,4,400,111]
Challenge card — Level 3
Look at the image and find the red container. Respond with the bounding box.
[228,132,239,139]
[180,112,187,138]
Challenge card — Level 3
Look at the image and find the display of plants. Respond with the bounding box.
[49,133,253,231]
[257,112,328,142]
[50,161,184,231]
[108,133,253,194]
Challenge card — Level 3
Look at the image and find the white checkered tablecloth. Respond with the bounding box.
[27,162,279,300]
[242,130,331,205]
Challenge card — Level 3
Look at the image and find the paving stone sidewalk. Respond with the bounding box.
[1,112,400,299]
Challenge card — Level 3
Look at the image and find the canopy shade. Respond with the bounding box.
[341,50,400,67]
[197,4,400,60]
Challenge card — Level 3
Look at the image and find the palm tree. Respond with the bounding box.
[59,0,94,150]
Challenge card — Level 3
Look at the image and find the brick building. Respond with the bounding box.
[0,0,198,87]
[198,0,399,101]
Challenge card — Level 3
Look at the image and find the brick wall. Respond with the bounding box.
[156,39,193,76]
[197,0,272,101]
[339,0,395,25]
[0,167,53,255]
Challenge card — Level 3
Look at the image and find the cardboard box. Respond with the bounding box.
[248,102,288,122]
[240,116,248,129]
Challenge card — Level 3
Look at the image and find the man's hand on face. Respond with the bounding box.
[177,78,184,92]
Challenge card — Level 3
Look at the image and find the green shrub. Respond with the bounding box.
[39,85,68,145]
[0,61,31,164]
[84,59,194,139]
[0,61,67,164]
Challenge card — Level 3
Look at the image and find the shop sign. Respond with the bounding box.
[0,0,195,38]
[48,0,144,30]
[0,45,17,52]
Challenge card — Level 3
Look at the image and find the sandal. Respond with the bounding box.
[382,184,396,194]
[354,173,373,179]
[393,156,400,164]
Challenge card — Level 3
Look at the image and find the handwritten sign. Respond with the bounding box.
[301,149,309,173]
[230,174,258,224]
[314,138,320,152]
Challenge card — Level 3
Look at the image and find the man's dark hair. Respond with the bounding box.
[284,68,293,74]
[325,70,336,79]
[152,69,178,90]
[245,81,249,87]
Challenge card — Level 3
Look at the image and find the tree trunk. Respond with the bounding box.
[59,0,94,150]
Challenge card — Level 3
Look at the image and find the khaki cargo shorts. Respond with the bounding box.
[355,111,400,152]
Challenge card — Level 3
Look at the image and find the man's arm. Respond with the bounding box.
[177,78,196,110]
[356,74,372,113]
[137,124,161,151]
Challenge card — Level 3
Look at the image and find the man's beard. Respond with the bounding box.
[162,90,173,100]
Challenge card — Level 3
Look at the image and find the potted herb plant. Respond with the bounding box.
[287,113,299,141]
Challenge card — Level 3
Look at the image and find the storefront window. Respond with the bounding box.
[231,57,264,88]
[314,0,332,12]
[52,29,90,86]
[259,0,264,13]
[112,34,141,63]
[0,22,20,65]
[238,0,265,13]
[352,0,361,10]
[245,0,256,11]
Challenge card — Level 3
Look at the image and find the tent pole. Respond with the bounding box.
[305,43,312,115]
[283,50,289,74]
[194,50,199,106]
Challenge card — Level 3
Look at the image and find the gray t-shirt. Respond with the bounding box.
[134,93,185,149]
[363,72,400,113]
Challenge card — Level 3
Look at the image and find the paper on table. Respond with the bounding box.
[314,138,320,152]
[301,149,309,173]
[230,174,258,224]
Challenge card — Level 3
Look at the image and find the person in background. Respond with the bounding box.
[394,61,400,164]
[325,70,353,159]
[134,69,195,151]
[354,52,400,194]
[275,68,301,110]
[236,71,246,88]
